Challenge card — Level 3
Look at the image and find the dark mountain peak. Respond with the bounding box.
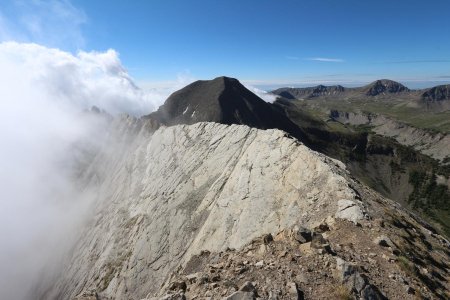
[211,75,240,85]
[146,76,259,126]
[145,76,309,142]
[364,79,409,96]
[422,84,450,102]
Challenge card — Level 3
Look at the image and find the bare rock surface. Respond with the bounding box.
[38,120,449,300]
[335,199,365,224]
[40,121,366,299]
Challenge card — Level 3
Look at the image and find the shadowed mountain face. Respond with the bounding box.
[362,79,409,96]
[146,76,310,142]
[422,84,450,102]
[421,85,450,111]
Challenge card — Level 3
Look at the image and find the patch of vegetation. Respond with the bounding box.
[334,284,353,300]
[354,124,375,133]
[409,171,450,210]
[408,170,450,236]
[299,97,450,133]
[397,255,416,275]
[390,161,405,173]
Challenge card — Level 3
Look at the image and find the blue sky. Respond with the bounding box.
[1,0,450,88]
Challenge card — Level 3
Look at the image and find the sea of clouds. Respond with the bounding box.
[0,41,181,299]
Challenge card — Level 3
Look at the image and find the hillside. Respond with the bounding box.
[272,97,450,236]
[361,79,409,96]
[422,85,450,111]
[271,85,346,99]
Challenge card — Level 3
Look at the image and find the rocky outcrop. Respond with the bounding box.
[330,110,450,163]
[151,213,449,299]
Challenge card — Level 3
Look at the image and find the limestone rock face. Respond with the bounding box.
[41,121,366,300]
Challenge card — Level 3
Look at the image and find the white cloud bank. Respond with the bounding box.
[245,85,278,103]
[0,42,169,116]
[0,42,175,299]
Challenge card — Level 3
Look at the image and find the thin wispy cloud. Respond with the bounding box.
[0,0,87,49]
[307,57,344,63]
[381,59,450,64]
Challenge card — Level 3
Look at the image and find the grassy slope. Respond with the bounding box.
[297,97,450,133]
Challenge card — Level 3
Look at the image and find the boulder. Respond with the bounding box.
[335,257,386,299]
[335,199,364,224]
[373,235,393,248]
[311,233,331,254]
[168,281,187,292]
[292,226,312,243]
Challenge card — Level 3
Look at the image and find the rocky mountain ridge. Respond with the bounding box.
[362,79,409,96]
[39,120,364,299]
[422,84,450,102]
[41,120,449,300]
[270,79,412,99]
[422,85,450,111]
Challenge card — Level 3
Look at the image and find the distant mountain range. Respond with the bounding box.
[271,79,450,105]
